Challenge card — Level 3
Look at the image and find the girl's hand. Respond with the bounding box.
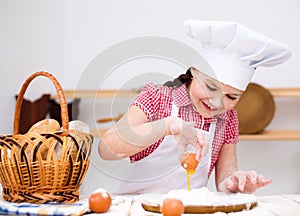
[218,170,272,193]
[169,117,207,161]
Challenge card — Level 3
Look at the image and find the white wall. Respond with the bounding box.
[0,0,299,196]
[0,0,66,133]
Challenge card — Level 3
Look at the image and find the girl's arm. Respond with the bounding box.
[98,104,207,161]
[98,105,174,160]
[215,143,238,190]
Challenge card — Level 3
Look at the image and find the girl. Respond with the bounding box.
[98,20,291,194]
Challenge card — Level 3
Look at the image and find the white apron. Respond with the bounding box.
[114,103,216,195]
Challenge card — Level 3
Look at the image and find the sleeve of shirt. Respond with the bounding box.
[223,109,239,144]
[132,83,171,121]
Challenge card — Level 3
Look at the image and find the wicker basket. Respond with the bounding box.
[0,72,93,204]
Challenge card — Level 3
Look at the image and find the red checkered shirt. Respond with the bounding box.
[130,83,239,176]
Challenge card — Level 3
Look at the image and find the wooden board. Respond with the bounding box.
[136,191,257,214]
[142,202,257,214]
[235,83,275,134]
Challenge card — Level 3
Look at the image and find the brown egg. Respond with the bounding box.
[181,152,199,172]
[89,188,112,213]
[161,198,184,216]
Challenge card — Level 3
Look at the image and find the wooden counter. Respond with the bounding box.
[53,87,300,140]
[56,87,300,99]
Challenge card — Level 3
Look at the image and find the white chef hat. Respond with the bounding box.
[183,20,291,91]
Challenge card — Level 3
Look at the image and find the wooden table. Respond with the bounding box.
[1,192,299,215]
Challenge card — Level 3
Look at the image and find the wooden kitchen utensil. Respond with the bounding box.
[0,71,93,204]
[97,113,124,123]
[235,83,275,134]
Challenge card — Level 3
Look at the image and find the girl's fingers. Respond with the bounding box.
[225,179,235,191]
[195,147,202,161]
[196,131,207,157]
[237,174,247,192]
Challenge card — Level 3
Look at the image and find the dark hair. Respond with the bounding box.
[163,67,193,88]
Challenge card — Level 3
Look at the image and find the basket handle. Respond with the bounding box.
[14,71,69,135]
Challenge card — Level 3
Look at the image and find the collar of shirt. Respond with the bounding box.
[171,84,228,124]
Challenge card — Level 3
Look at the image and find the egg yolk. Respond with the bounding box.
[181,152,199,191]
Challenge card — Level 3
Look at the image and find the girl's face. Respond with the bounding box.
[188,68,243,118]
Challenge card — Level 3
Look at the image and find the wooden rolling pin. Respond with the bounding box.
[97,113,124,123]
